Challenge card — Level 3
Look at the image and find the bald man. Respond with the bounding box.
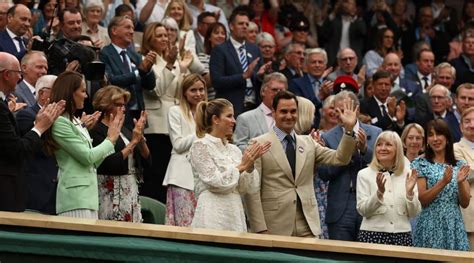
[15,51,48,107]
[0,52,63,212]
[0,4,31,61]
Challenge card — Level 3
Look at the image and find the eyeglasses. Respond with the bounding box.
[259,45,275,49]
[430,95,447,101]
[113,102,126,107]
[339,56,356,61]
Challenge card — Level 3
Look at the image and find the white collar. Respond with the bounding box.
[23,80,36,95]
[6,28,19,39]
[230,36,245,50]
[0,91,5,100]
[112,43,128,55]
[374,96,386,106]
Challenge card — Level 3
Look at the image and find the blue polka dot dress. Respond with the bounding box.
[410,157,470,251]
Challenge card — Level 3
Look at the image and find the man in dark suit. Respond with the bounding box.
[289,48,333,128]
[210,8,262,115]
[319,0,366,67]
[280,43,305,81]
[14,51,48,107]
[450,30,474,90]
[194,12,216,54]
[406,49,435,93]
[319,91,381,241]
[0,4,30,61]
[0,52,63,212]
[382,52,421,123]
[360,70,406,133]
[100,15,156,129]
[16,75,58,214]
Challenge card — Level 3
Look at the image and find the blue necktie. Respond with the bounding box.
[239,45,248,72]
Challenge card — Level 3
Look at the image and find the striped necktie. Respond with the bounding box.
[239,45,248,72]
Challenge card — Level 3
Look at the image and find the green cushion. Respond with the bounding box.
[139,196,166,224]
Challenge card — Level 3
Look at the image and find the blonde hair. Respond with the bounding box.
[294,96,315,135]
[195,99,233,138]
[92,85,131,114]
[369,131,406,176]
[141,22,166,55]
[164,0,193,31]
[179,73,207,122]
[400,123,424,149]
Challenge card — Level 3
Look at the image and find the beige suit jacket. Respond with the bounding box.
[245,130,356,236]
[453,137,474,232]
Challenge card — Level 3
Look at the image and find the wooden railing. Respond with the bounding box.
[0,211,472,262]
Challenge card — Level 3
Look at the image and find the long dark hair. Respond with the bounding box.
[424,119,457,166]
[44,71,84,155]
[204,22,227,55]
[374,28,395,56]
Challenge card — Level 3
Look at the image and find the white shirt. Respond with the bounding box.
[417,71,432,91]
[230,36,252,88]
[136,0,169,24]
[112,43,138,77]
[188,3,229,32]
[6,28,22,53]
[374,96,389,117]
[339,16,352,50]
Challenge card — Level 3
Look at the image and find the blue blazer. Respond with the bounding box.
[209,40,261,115]
[398,78,421,123]
[14,81,36,107]
[318,123,382,224]
[288,74,322,128]
[100,44,156,112]
[16,104,58,214]
[445,111,461,143]
[0,30,27,61]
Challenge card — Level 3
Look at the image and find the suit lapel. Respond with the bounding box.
[227,41,242,72]
[1,32,18,56]
[268,131,294,182]
[107,46,130,75]
[294,135,307,181]
[19,82,36,106]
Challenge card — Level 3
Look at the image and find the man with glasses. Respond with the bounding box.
[234,72,287,152]
[0,4,31,61]
[281,43,305,81]
[0,52,64,212]
[193,12,216,54]
[327,48,360,83]
[16,75,58,214]
[428,84,461,142]
[14,51,48,107]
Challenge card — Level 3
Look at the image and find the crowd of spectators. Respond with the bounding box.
[0,0,473,253]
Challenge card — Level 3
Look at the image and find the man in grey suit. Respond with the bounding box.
[234,72,287,151]
[318,90,381,241]
[193,12,216,54]
[15,51,48,107]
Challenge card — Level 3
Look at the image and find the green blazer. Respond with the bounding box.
[53,116,114,214]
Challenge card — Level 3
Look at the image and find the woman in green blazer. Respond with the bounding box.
[44,71,123,218]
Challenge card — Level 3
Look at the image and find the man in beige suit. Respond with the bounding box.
[453,106,474,250]
[245,90,358,237]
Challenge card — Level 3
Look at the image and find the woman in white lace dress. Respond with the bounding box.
[189,99,270,232]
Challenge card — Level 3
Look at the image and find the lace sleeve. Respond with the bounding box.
[237,168,260,194]
[189,140,240,194]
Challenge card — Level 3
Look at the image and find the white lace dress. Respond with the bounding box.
[189,134,260,232]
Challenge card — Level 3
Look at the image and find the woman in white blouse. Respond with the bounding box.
[140,21,196,203]
[163,74,207,226]
[163,0,196,53]
[189,99,270,232]
[356,131,421,246]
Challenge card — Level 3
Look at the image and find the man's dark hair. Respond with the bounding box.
[229,5,250,24]
[197,11,215,24]
[372,70,392,82]
[115,4,134,17]
[416,48,433,61]
[272,90,298,110]
[59,7,81,24]
[7,5,17,16]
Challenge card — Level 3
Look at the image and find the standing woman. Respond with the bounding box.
[401,123,424,162]
[163,0,196,53]
[199,22,227,100]
[44,71,123,218]
[81,0,110,48]
[90,86,150,223]
[411,119,471,251]
[140,22,193,203]
[163,74,206,226]
[189,99,270,232]
[357,131,421,246]
[362,28,398,78]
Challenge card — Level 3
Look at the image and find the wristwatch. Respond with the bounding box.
[345,130,355,137]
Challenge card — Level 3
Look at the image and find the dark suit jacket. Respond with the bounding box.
[397,78,421,123]
[318,123,381,224]
[16,104,58,214]
[280,67,301,81]
[288,74,322,128]
[100,44,156,113]
[319,15,367,67]
[0,30,27,61]
[14,80,36,107]
[360,96,404,133]
[401,26,450,64]
[90,122,151,175]
[445,111,462,143]
[210,40,262,115]
[0,99,42,212]
[450,55,474,91]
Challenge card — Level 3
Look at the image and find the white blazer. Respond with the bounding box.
[357,162,421,233]
[162,106,196,190]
